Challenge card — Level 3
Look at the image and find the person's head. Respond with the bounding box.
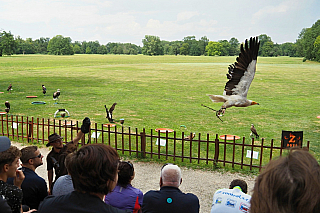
[46,133,63,149]
[67,144,119,195]
[117,161,135,188]
[250,148,320,213]
[0,136,21,177]
[20,146,43,169]
[229,179,248,194]
[160,163,182,188]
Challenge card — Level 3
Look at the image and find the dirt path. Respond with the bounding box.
[12,141,256,213]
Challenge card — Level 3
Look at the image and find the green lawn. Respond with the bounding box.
[1,54,319,161]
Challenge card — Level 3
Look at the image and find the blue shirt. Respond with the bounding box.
[105,184,143,213]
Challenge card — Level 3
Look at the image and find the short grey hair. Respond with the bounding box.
[161,164,181,187]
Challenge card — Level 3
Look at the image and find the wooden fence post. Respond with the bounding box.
[214,136,219,167]
[140,130,146,158]
[27,119,33,143]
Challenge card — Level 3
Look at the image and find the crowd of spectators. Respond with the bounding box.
[1,117,320,213]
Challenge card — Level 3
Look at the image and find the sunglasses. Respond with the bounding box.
[29,153,42,160]
[161,163,174,170]
[125,161,133,169]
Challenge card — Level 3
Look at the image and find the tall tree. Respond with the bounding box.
[86,41,100,54]
[205,41,222,56]
[182,36,196,55]
[280,42,297,56]
[180,43,190,55]
[258,34,272,56]
[0,31,15,56]
[189,43,201,56]
[34,37,49,54]
[14,36,26,54]
[218,40,230,56]
[314,35,320,62]
[47,35,74,55]
[97,45,107,54]
[23,38,36,54]
[229,37,240,56]
[73,44,81,54]
[199,36,209,55]
[142,35,163,56]
[296,19,320,61]
[260,41,274,56]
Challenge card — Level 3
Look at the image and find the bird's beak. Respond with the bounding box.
[251,101,259,105]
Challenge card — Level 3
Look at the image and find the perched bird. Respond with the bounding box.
[42,85,47,95]
[250,124,260,139]
[7,84,12,93]
[207,37,260,117]
[184,133,196,140]
[105,103,117,123]
[53,89,60,100]
[5,101,10,109]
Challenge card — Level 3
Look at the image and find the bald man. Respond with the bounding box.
[142,164,199,213]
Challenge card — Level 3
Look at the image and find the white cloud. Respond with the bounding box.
[176,11,199,22]
[251,0,305,24]
[0,0,318,45]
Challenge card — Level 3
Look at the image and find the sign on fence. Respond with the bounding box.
[246,150,259,159]
[156,138,166,146]
[282,131,303,148]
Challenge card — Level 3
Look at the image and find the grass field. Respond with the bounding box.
[1,54,320,162]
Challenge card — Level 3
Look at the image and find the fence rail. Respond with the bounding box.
[0,115,310,171]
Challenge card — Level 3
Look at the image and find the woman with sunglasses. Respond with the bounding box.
[105,161,143,213]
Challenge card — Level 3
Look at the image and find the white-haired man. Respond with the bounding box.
[142,163,199,213]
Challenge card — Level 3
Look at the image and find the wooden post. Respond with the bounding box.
[140,130,146,158]
[28,120,33,143]
[214,134,219,167]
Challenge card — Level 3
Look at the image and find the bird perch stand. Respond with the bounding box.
[103,123,116,128]
[219,135,240,140]
[32,101,46,105]
[155,128,174,133]
[54,109,70,118]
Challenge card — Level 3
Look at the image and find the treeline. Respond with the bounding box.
[0,19,319,62]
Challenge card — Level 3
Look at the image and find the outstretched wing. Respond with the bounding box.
[224,37,260,97]
[109,103,117,113]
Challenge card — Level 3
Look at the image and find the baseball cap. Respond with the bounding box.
[0,136,11,152]
[46,133,63,147]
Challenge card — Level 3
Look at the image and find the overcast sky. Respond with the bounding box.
[0,0,319,46]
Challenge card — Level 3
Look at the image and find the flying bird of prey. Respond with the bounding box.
[105,103,117,123]
[250,124,260,139]
[42,85,47,95]
[207,37,260,118]
[7,84,12,93]
[53,89,60,102]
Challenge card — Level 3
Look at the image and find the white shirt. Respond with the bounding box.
[210,187,251,213]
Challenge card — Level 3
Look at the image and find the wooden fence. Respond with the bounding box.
[0,115,310,171]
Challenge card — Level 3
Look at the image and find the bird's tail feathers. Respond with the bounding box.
[207,95,226,103]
